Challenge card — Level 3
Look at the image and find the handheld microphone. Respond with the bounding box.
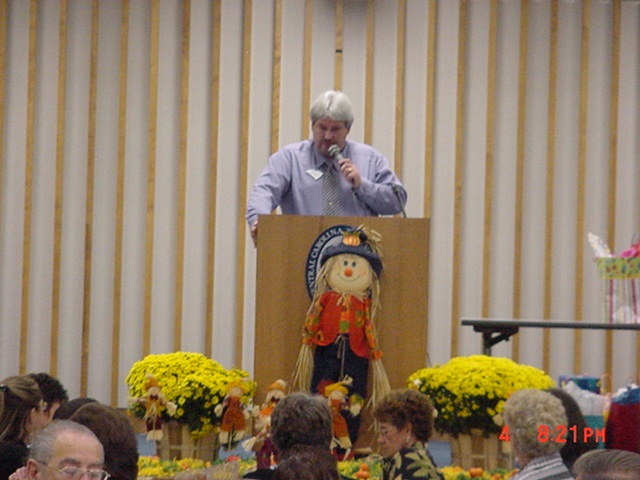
[327,144,344,162]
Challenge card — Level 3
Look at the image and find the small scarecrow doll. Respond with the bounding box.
[243,379,287,468]
[324,377,364,459]
[293,226,389,444]
[215,379,252,449]
[130,374,177,441]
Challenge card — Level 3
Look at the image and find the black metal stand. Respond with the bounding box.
[461,318,640,356]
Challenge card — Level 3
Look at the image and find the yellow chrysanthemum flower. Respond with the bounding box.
[408,355,554,436]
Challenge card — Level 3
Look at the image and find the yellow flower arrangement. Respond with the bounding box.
[440,466,517,480]
[408,355,554,437]
[138,456,211,476]
[126,352,256,436]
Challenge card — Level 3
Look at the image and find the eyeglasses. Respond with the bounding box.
[38,462,110,480]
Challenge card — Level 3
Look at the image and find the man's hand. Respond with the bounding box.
[339,157,361,188]
[250,222,258,248]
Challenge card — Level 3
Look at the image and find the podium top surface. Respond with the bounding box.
[461,318,640,331]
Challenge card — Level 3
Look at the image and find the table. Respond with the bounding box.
[461,318,640,355]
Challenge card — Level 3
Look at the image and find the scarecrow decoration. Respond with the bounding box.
[243,379,287,468]
[324,376,364,458]
[293,226,389,445]
[215,379,252,449]
[130,374,177,441]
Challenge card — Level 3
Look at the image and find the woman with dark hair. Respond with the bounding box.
[273,445,339,480]
[373,389,443,480]
[547,388,598,470]
[0,376,47,480]
[70,402,139,480]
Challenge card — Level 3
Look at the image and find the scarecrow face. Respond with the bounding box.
[327,253,372,296]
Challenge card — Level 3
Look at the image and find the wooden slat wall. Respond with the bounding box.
[449,0,468,357]
[51,0,68,378]
[110,0,130,406]
[1,0,638,405]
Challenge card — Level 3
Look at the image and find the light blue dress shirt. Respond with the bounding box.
[246,139,407,227]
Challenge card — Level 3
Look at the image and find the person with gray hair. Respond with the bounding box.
[25,420,107,480]
[246,89,407,247]
[503,388,574,480]
[572,449,640,480]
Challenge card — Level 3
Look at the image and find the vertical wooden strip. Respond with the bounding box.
[205,0,221,359]
[143,0,160,356]
[511,0,529,364]
[50,0,68,378]
[111,0,130,406]
[174,0,191,352]
[80,0,99,396]
[234,0,252,368]
[543,1,559,367]
[20,0,38,374]
[450,0,467,357]
[0,1,6,254]
[394,0,406,180]
[301,0,312,139]
[573,0,591,373]
[607,0,622,374]
[364,0,374,144]
[423,0,436,219]
[271,0,282,152]
[334,0,343,91]
[480,0,497,320]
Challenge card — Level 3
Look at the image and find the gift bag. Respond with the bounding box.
[605,384,640,453]
[597,257,640,323]
[562,380,609,448]
[559,374,601,394]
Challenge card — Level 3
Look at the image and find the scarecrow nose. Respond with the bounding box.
[344,268,353,277]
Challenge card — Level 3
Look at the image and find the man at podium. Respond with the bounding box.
[246,90,407,247]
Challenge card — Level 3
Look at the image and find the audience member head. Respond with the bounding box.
[53,397,98,420]
[547,387,598,469]
[70,403,138,480]
[503,389,567,464]
[373,388,436,458]
[310,90,354,129]
[26,420,105,480]
[0,375,47,444]
[573,449,640,480]
[273,445,339,480]
[28,373,69,423]
[270,392,332,454]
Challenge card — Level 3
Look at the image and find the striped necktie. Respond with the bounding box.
[322,161,342,216]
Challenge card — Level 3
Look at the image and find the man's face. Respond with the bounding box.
[28,430,104,480]
[312,117,350,157]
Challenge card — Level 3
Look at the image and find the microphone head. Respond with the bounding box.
[327,144,340,158]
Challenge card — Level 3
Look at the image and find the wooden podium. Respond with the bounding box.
[254,214,429,448]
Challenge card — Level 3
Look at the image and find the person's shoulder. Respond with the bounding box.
[277,139,313,155]
[346,141,384,160]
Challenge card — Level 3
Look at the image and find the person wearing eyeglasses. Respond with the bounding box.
[25,420,108,480]
[0,376,49,480]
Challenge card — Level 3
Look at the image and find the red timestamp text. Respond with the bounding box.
[499,425,606,443]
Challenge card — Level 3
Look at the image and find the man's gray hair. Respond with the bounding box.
[573,449,640,480]
[310,90,354,128]
[30,419,102,463]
